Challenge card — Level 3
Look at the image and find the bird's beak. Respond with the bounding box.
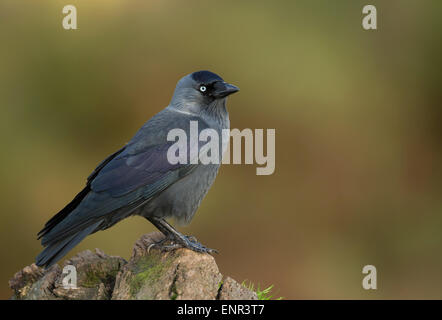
[212,81,240,99]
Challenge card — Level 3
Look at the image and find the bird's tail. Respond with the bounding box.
[36,148,128,268]
[36,220,102,268]
[36,185,102,268]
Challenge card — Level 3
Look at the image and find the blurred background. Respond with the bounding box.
[1,0,441,299]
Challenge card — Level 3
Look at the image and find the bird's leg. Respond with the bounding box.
[145,217,175,246]
[146,217,218,254]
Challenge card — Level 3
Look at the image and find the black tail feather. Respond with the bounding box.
[36,220,102,268]
[37,186,90,240]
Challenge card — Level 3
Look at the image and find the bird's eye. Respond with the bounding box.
[199,85,207,93]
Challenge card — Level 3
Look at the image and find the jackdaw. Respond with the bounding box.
[36,70,239,268]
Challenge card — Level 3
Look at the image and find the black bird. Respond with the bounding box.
[36,71,239,267]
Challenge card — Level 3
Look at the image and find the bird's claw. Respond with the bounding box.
[180,235,218,254]
[151,234,218,254]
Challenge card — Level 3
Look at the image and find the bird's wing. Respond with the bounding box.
[90,142,196,198]
[90,111,209,198]
[37,146,127,240]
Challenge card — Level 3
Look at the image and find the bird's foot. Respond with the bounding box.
[152,235,218,254]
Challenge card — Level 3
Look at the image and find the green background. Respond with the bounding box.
[0,0,441,299]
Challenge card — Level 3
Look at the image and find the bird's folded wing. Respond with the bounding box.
[90,143,196,198]
[90,112,211,199]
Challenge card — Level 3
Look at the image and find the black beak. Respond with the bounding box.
[212,81,240,99]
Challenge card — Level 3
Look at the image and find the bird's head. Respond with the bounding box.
[170,71,239,112]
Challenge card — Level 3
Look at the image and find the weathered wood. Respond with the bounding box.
[9,232,257,300]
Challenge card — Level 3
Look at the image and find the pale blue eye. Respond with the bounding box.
[199,86,207,92]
